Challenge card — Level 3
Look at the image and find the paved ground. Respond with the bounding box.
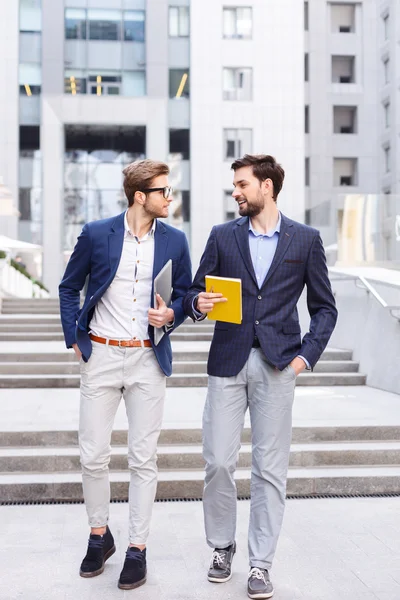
[1,497,400,600]
[1,384,400,432]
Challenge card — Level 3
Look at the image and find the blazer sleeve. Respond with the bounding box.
[164,232,192,334]
[58,224,92,348]
[183,226,220,321]
[299,233,338,367]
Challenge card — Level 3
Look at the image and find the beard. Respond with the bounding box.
[238,191,265,218]
[143,199,167,219]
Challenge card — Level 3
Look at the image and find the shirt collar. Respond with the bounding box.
[124,211,156,238]
[249,212,281,238]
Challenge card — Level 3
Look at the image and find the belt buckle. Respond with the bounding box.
[118,339,122,347]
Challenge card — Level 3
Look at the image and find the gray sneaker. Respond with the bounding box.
[247,567,274,599]
[207,542,236,583]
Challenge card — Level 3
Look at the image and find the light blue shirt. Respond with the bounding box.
[248,213,281,287]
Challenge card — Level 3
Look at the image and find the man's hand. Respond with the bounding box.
[196,291,227,315]
[72,343,82,360]
[290,356,307,376]
[148,294,174,328]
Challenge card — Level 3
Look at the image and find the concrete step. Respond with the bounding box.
[2,466,400,502]
[0,348,354,363]
[0,372,367,388]
[0,359,360,376]
[2,441,400,473]
[2,425,400,448]
[0,307,60,315]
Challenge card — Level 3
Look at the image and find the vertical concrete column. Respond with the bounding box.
[0,0,19,238]
[146,0,168,99]
[41,0,65,294]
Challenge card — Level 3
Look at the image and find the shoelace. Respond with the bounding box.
[125,548,145,563]
[248,567,267,584]
[87,537,105,550]
[211,550,226,568]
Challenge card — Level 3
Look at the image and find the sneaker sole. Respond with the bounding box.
[208,572,232,583]
[79,544,116,578]
[247,591,274,599]
[118,576,147,590]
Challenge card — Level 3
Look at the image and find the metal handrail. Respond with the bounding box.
[329,271,400,322]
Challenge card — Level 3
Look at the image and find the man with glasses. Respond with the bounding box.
[59,160,191,590]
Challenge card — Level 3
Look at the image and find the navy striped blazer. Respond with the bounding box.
[184,214,338,377]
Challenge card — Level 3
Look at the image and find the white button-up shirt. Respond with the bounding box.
[89,212,155,341]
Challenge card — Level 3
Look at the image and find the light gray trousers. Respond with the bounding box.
[202,348,296,570]
[79,342,166,544]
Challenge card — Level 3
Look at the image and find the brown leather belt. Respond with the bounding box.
[89,334,152,348]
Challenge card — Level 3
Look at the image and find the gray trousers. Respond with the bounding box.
[203,348,296,570]
[79,342,166,544]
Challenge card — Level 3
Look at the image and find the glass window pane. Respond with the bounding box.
[88,9,121,41]
[236,8,252,38]
[19,63,41,85]
[223,8,236,37]
[65,8,87,40]
[20,0,41,32]
[179,7,189,36]
[169,69,190,98]
[169,129,190,160]
[65,70,86,94]
[169,7,179,36]
[124,11,145,41]
[122,71,146,96]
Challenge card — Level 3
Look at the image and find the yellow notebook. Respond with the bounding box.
[205,275,242,324]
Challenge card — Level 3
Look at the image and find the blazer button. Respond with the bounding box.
[255,320,259,325]
[258,295,262,300]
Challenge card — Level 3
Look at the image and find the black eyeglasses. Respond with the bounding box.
[141,186,173,199]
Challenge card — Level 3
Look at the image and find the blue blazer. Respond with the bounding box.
[184,214,338,377]
[59,212,192,376]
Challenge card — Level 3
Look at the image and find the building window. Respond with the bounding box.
[334,158,358,186]
[19,63,41,96]
[20,0,41,32]
[333,106,357,133]
[305,105,309,134]
[223,129,252,160]
[19,125,42,244]
[384,147,390,173]
[169,6,189,37]
[304,1,309,31]
[169,69,190,98]
[64,70,145,97]
[169,129,190,160]
[330,3,355,33]
[383,13,389,40]
[223,7,252,39]
[304,53,309,82]
[224,191,238,221]
[88,9,121,41]
[384,102,390,128]
[332,56,355,83]
[64,125,146,249]
[65,8,86,39]
[223,68,252,101]
[123,11,145,42]
[383,58,389,84]
[305,157,310,186]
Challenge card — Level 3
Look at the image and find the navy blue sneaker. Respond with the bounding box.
[118,546,147,590]
[79,526,115,578]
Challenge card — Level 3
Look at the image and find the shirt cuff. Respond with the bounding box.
[164,318,175,332]
[192,297,206,321]
[298,355,311,370]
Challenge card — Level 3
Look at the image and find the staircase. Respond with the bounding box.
[2,298,400,504]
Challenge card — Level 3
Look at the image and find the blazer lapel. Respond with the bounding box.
[261,214,295,288]
[234,217,258,286]
[108,212,125,274]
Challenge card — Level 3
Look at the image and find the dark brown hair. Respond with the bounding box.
[122,159,170,207]
[231,154,285,200]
